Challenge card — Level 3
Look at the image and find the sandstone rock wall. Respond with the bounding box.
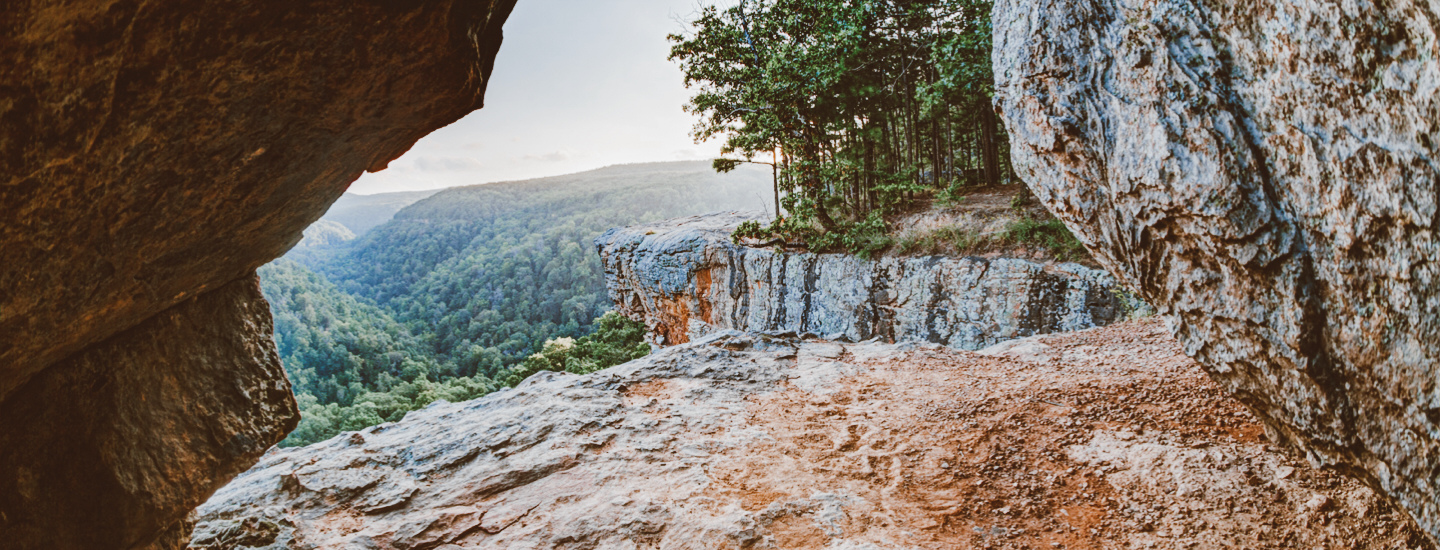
[993,0,1440,540]
[0,277,296,550]
[0,2,515,547]
[597,212,1138,349]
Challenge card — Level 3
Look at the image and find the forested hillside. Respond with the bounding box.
[262,161,770,446]
[308,161,770,377]
[260,259,442,404]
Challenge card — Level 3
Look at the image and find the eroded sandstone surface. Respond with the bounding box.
[0,2,515,547]
[597,212,1139,349]
[191,321,1431,549]
[0,277,295,550]
[993,0,1440,540]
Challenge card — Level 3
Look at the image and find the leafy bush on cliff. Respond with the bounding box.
[1002,217,1088,262]
[498,312,651,387]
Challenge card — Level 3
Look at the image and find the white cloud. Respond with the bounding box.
[411,157,485,172]
[347,0,730,194]
[521,151,569,163]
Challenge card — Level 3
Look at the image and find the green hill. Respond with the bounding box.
[311,161,771,376]
[294,219,357,248]
[262,161,771,446]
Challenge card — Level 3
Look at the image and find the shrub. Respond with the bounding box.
[1003,217,1088,262]
[732,220,769,242]
[499,311,651,387]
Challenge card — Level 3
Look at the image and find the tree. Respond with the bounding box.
[671,0,1010,250]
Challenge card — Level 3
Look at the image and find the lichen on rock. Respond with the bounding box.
[993,0,1440,540]
[597,212,1140,349]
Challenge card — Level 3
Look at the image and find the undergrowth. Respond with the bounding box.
[1001,217,1089,262]
[733,213,894,260]
[884,217,1090,262]
[732,191,1089,264]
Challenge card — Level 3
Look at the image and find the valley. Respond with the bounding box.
[259,162,771,446]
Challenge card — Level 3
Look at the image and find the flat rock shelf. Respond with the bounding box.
[190,320,1430,549]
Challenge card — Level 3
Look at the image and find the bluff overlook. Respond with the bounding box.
[3,0,1438,547]
[597,212,1137,349]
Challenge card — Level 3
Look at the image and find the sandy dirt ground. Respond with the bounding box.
[707,318,1433,549]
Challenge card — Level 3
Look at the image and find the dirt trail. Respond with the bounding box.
[710,319,1431,549]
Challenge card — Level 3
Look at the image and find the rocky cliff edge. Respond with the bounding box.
[596,212,1143,350]
[192,321,1430,549]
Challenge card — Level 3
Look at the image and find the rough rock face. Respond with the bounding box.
[190,321,1432,549]
[0,2,515,547]
[597,212,1137,349]
[0,276,296,550]
[992,0,1440,540]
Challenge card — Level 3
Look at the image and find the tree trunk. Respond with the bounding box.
[772,148,781,221]
[800,134,839,233]
[976,96,1001,187]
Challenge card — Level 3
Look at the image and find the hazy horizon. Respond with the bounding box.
[348,0,733,195]
[344,159,725,197]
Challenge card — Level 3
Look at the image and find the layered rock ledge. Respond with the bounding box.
[993,0,1440,539]
[597,212,1139,349]
[0,2,515,547]
[191,321,1430,549]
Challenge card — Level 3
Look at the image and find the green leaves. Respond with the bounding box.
[498,312,652,388]
[674,0,1012,252]
[713,158,744,173]
[1002,217,1088,262]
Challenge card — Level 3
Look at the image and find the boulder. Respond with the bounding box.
[0,1,515,547]
[0,277,295,549]
[993,0,1440,540]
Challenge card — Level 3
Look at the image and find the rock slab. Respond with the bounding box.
[0,2,515,548]
[993,0,1440,540]
[597,212,1137,349]
[190,322,1431,549]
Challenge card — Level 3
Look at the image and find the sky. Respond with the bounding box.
[349,0,731,194]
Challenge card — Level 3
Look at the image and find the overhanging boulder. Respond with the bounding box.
[994,0,1439,539]
[0,1,516,547]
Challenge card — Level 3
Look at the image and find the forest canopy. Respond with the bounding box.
[671,0,1006,252]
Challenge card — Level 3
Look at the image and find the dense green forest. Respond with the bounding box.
[671,0,1005,252]
[262,162,770,446]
